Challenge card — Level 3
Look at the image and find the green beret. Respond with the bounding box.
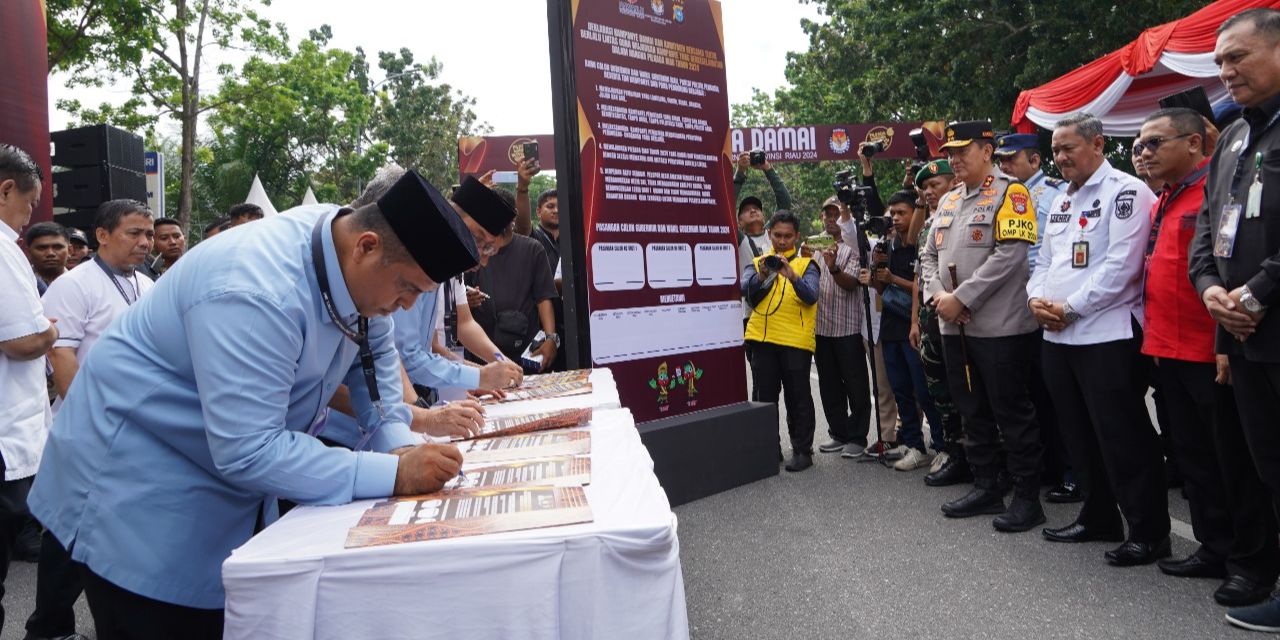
[915,159,954,188]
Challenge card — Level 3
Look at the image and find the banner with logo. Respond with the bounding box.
[458,121,948,178]
[553,0,747,424]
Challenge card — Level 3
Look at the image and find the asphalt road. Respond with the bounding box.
[674,363,1258,640]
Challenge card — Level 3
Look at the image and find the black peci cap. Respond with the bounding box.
[376,170,479,282]
[450,176,515,236]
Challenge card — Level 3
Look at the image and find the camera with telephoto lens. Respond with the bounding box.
[860,140,887,158]
[833,169,891,236]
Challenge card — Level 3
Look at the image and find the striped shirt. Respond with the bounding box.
[815,242,863,337]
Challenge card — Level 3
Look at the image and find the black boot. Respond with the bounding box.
[993,474,1046,532]
[941,469,1005,518]
[925,449,972,487]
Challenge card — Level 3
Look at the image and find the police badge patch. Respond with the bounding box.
[1114,189,1137,220]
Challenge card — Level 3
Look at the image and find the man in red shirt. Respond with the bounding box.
[1140,107,1278,607]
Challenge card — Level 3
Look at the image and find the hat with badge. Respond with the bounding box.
[914,159,954,188]
[67,228,89,246]
[821,195,842,211]
[451,176,516,236]
[376,170,480,282]
[939,120,996,149]
[994,133,1040,157]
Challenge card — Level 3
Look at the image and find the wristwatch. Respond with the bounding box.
[1241,286,1266,314]
[1062,302,1081,324]
[545,332,561,348]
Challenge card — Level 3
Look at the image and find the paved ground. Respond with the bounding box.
[674,363,1259,640]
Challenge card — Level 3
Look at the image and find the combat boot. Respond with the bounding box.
[941,468,1005,518]
[993,474,1046,532]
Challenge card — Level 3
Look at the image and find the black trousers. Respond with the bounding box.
[1028,329,1068,483]
[24,529,85,637]
[0,473,32,635]
[1157,358,1279,582]
[942,332,1042,478]
[1042,333,1170,542]
[750,341,816,455]
[1228,358,1280,519]
[80,566,223,640]
[814,334,870,446]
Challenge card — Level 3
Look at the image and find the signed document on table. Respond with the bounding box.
[344,485,594,549]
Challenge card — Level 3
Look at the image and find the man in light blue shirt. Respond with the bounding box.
[28,171,483,636]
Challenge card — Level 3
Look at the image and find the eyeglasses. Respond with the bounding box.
[1132,133,1192,156]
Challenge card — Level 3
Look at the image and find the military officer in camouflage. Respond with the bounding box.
[909,159,970,487]
[919,120,1045,532]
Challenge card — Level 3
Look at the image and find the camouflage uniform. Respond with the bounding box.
[916,223,963,455]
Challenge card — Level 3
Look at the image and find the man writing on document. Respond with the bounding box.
[28,171,489,638]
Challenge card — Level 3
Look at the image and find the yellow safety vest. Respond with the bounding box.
[745,250,817,352]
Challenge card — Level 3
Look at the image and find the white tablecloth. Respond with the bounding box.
[222,375,688,640]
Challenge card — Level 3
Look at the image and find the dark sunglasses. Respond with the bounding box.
[1132,133,1192,156]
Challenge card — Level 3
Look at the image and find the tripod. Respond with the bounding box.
[849,219,892,469]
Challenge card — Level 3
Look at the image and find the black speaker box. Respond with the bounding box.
[52,164,146,210]
[50,124,145,171]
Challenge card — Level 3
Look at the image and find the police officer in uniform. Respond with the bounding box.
[919,120,1045,532]
[995,133,1079,503]
[1027,112,1168,566]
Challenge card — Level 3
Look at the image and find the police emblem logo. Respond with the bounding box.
[928,161,939,173]
[829,128,851,154]
[972,214,987,223]
[1060,199,1071,212]
[1114,189,1137,220]
[971,229,984,242]
[651,0,664,15]
[946,128,956,141]
[1011,192,1029,214]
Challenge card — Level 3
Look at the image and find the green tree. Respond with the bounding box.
[779,0,1208,128]
[207,26,381,209]
[369,49,486,190]
[47,0,287,232]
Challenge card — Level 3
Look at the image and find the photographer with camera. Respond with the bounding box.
[734,151,792,346]
[862,191,947,472]
[919,120,1044,533]
[742,210,820,472]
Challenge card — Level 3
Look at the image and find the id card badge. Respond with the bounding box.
[1214,203,1243,258]
[1071,241,1089,269]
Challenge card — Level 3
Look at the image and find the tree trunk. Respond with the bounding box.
[179,98,196,233]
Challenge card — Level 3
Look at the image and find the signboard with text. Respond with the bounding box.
[565,0,746,423]
[458,122,946,178]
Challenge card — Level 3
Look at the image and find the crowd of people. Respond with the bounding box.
[738,9,1280,634]
[0,5,1279,639]
[0,138,567,636]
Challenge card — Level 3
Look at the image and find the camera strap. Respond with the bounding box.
[310,213,386,449]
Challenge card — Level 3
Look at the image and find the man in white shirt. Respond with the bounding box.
[0,144,58,636]
[28,198,154,640]
[44,199,156,401]
[1027,112,1168,565]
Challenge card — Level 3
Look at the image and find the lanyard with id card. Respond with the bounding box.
[1217,152,1263,258]
[1072,216,1089,268]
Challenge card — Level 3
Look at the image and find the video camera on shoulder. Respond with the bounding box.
[833,169,891,236]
